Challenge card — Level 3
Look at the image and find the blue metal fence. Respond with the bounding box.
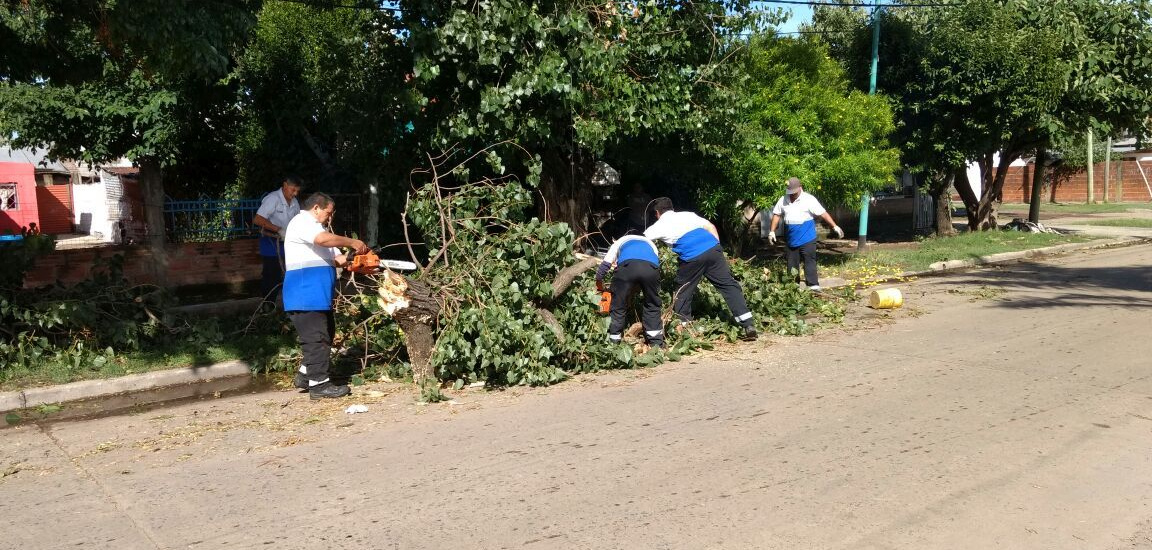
[164,198,261,243]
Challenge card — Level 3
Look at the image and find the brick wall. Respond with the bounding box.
[1000,159,1152,203]
[23,239,262,290]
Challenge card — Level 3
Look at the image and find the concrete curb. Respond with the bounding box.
[0,360,251,414]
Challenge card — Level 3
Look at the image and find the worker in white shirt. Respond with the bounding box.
[766,177,843,292]
[644,197,757,341]
[252,176,302,301]
[596,233,664,349]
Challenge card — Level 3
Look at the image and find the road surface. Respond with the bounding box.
[3,243,1152,549]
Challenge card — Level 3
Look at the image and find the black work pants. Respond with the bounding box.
[261,255,285,302]
[608,260,664,347]
[786,239,820,287]
[288,310,335,384]
[674,245,753,328]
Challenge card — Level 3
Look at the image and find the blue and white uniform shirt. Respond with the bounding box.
[256,189,300,256]
[603,235,660,267]
[643,211,719,261]
[283,212,339,312]
[771,192,827,248]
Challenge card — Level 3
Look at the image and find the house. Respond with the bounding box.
[0,159,38,235]
[0,146,141,242]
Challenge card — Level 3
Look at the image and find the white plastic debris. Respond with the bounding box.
[344,404,369,414]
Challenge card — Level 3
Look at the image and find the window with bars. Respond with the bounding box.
[0,183,16,210]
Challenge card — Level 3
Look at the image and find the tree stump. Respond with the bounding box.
[377,271,440,386]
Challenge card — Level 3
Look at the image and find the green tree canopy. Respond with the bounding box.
[701,35,899,227]
[811,0,1152,231]
[401,0,765,235]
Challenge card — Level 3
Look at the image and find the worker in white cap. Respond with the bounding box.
[766,177,843,292]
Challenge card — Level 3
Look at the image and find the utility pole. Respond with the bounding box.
[857,4,881,252]
[1087,128,1095,204]
[1104,136,1111,203]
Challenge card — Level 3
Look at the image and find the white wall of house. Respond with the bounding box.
[70,170,132,243]
[964,153,1029,198]
[71,180,113,241]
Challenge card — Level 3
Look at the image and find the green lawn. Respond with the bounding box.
[1000,202,1152,215]
[823,231,1098,285]
[0,330,296,392]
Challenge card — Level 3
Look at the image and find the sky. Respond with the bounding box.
[776,4,814,34]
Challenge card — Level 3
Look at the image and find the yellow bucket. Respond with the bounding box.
[869,288,903,309]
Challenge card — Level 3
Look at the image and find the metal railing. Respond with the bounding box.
[164,198,261,243]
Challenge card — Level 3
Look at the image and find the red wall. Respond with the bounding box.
[0,162,40,234]
[23,239,262,290]
[1000,159,1152,203]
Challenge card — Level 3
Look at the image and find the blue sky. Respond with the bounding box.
[776,4,814,34]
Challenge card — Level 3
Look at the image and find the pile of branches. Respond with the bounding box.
[335,145,847,397]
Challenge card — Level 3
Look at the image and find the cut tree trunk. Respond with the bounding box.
[377,254,598,387]
[377,273,440,386]
[550,255,599,302]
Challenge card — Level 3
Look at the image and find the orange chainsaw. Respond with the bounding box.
[347,249,381,274]
[597,281,611,315]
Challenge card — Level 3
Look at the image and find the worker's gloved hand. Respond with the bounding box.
[767,231,777,245]
[832,226,844,239]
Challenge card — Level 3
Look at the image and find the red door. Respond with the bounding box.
[36,184,74,234]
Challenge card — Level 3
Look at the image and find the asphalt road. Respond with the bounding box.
[3,243,1152,550]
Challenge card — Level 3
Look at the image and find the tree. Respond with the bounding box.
[812,0,1152,232]
[236,1,417,245]
[400,0,763,235]
[700,35,900,247]
[0,0,259,282]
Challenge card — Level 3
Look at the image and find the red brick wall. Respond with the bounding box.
[1001,159,1152,203]
[23,239,262,290]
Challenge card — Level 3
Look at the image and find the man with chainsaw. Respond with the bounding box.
[284,192,368,399]
[765,177,843,292]
[252,176,302,302]
[643,197,757,341]
[596,232,664,349]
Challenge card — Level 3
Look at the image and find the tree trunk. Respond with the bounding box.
[953,164,980,231]
[388,275,440,387]
[364,176,379,245]
[1028,148,1047,223]
[957,151,1022,231]
[929,170,956,236]
[138,158,168,287]
[537,148,595,238]
[550,255,599,302]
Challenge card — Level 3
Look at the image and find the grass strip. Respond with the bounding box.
[823,231,1098,286]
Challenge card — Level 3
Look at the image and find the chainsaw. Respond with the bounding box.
[597,281,611,315]
[347,249,381,274]
[346,248,419,274]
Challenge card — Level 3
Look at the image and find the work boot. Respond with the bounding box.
[293,372,308,391]
[740,326,758,342]
[308,382,351,400]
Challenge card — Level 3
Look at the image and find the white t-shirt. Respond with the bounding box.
[283,212,339,311]
[770,192,826,247]
[643,210,720,261]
